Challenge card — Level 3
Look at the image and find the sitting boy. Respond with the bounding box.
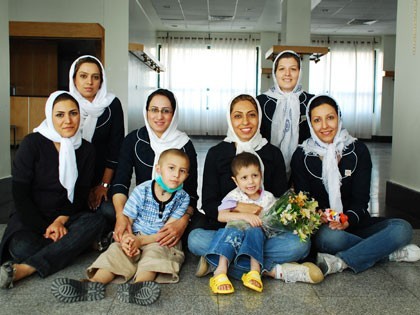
[205,152,276,294]
[51,149,190,306]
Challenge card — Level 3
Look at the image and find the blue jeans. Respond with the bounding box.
[205,227,264,272]
[188,228,310,280]
[314,218,413,273]
[8,212,105,278]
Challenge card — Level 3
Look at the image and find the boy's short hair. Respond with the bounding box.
[158,148,190,170]
[231,152,261,177]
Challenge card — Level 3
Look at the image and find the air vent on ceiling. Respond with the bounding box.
[208,15,234,21]
[347,18,377,25]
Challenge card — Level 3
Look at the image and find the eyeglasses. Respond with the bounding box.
[147,107,173,115]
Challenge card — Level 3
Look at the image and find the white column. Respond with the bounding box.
[0,0,11,179]
[390,0,420,190]
[260,32,278,93]
[281,0,311,90]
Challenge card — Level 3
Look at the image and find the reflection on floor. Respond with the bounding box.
[2,139,420,314]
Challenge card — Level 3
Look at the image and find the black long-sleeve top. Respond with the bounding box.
[291,140,372,228]
[11,133,95,233]
[111,127,199,209]
[257,91,314,144]
[91,97,125,186]
[197,141,288,230]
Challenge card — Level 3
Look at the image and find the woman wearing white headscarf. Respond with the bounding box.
[257,50,314,175]
[69,55,124,232]
[291,94,420,276]
[111,89,198,247]
[0,91,105,289]
[189,94,323,284]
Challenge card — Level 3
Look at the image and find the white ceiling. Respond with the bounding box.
[133,0,397,35]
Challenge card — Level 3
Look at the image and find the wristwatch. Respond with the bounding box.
[101,182,110,188]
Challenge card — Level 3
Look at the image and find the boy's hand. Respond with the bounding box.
[121,234,140,257]
[241,213,262,227]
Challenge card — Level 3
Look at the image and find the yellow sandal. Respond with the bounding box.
[209,273,235,294]
[241,270,263,293]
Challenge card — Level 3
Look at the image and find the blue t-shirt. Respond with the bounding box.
[123,180,190,235]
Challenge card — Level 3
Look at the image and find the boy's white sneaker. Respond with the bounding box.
[389,244,420,262]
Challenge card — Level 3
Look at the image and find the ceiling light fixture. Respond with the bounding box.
[347,18,378,25]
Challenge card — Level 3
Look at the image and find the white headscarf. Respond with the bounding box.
[143,89,190,179]
[300,95,356,213]
[264,50,303,175]
[224,94,268,174]
[33,91,82,202]
[69,55,115,142]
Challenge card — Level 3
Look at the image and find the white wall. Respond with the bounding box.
[390,0,420,191]
[0,0,11,179]
[9,0,130,128]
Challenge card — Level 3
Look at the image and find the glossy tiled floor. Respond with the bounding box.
[2,139,420,315]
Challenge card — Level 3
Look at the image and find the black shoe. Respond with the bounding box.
[51,278,105,303]
[97,231,114,252]
[117,282,160,306]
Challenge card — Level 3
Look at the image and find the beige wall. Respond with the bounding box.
[390,0,420,191]
[9,0,130,129]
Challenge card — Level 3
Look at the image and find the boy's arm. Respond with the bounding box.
[218,209,262,227]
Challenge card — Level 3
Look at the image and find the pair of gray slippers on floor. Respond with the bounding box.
[51,278,161,306]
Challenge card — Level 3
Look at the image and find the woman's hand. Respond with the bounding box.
[318,210,329,224]
[156,217,188,247]
[114,214,133,243]
[328,220,349,230]
[44,216,69,242]
[234,202,263,215]
[88,185,108,210]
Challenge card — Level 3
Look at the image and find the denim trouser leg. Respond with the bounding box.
[96,199,116,235]
[9,231,53,262]
[189,228,310,279]
[263,231,311,273]
[189,228,244,279]
[235,227,265,270]
[205,228,243,267]
[8,212,105,278]
[315,218,413,273]
[188,228,215,256]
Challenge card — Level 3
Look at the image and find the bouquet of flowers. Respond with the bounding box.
[262,189,321,242]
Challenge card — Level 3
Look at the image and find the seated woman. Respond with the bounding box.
[188,94,323,284]
[69,55,125,246]
[257,50,314,175]
[112,89,198,247]
[0,91,105,288]
[291,94,420,276]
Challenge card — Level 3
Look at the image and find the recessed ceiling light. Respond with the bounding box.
[171,25,178,28]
